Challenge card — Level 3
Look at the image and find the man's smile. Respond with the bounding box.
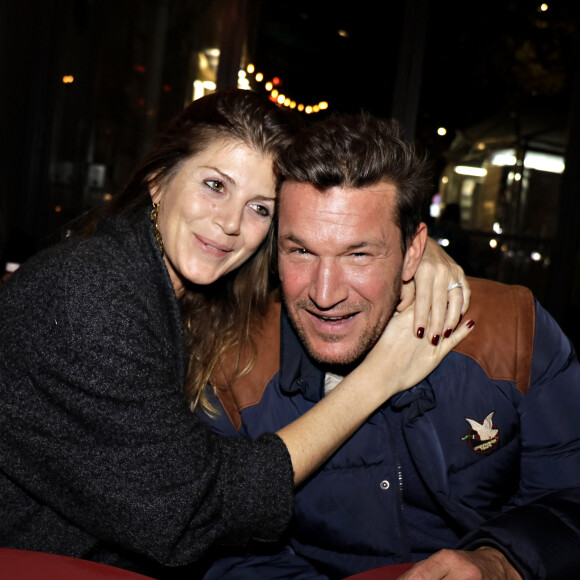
[307,312,358,323]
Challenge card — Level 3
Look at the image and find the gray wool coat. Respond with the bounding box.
[0,208,293,576]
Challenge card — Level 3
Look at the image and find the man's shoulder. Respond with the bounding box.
[235,296,282,410]
[453,277,535,394]
[212,295,282,430]
[460,277,535,326]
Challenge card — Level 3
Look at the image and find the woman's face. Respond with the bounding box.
[150,138,276,296]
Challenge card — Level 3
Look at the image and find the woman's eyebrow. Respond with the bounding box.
[200,165,235,185]
[252,194,276,201]
[199,167,275,200]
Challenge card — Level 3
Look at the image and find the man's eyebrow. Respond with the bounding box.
[344,240,390,252]
[345,241,372,251]
[278,233,303,244]
[279,236,386,251]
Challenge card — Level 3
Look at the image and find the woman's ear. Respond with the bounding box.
[401,223,428,283]
[148,172,162,204]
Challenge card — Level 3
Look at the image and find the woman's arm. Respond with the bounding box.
[399,237,471,344]
[277,306,474,485]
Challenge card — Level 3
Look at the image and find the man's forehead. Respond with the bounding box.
[279,181,397,219]
[278,181,402,252]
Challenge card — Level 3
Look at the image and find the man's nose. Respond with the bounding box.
[214,199,243,235]
[308,259,348,309]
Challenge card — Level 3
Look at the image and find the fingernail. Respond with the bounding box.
[416,327,425,339]
[431,334,440,346]
[444,328,452,338]
[466,320,475,329]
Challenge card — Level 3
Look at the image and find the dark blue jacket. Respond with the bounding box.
[203,278,580,579]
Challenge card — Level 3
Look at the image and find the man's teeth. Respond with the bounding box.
[318,314,353,321]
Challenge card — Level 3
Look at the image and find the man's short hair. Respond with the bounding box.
[276,113,432,251]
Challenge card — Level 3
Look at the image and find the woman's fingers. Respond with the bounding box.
[368,307,475,392]
[397,279,416,313]
[408,238,471,342]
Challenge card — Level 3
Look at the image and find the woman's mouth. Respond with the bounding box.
[196,235,233,256]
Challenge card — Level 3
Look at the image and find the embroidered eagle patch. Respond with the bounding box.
[462,411,499,453]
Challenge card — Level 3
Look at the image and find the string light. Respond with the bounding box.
[242,63,330,114]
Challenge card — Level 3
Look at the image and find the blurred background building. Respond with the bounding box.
[1,0,579,347]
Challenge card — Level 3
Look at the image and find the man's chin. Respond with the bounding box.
[285,306,384,371]
[301,337,366,371]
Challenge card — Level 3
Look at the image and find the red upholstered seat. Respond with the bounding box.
[0,548,155,579]
[343,562,416,579]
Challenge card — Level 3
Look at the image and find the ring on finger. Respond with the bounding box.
[447,281,463,292]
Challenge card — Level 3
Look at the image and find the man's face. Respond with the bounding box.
[278,181,423,366]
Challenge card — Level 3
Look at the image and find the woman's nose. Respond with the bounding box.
[214,199,243,235]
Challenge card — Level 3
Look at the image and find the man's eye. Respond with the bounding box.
[205,180,224,192]
[249,203,271,217]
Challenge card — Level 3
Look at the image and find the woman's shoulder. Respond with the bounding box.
[5,233,119,299]
[23,211,151,276]
[1,211,180,361]
[2,210,168,316]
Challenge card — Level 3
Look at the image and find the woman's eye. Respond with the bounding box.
[205,179,224,192]
[249,203,271,217]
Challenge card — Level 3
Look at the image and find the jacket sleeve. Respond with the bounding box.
[459,488,580,579]
[199,382,326,580]
[459,299,580,580]
[0,236,294,566]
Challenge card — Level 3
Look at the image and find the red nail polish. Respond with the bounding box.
[466,320,475,329]
[444,328,452,338]
[417,327,425,339]
[431,334,440,346]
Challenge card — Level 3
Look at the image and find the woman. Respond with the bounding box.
[0,89,471,576]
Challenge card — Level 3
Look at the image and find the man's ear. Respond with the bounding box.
[401,222,428,283]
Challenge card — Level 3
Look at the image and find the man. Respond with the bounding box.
[202,113,580,579]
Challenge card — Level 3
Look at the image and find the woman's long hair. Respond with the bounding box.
[88,89,299,412]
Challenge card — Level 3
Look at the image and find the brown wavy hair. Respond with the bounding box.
[89,89,299,412]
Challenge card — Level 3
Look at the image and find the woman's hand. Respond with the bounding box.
[277,307,474,486]
[356,306,474,398]
[398,237,470,345]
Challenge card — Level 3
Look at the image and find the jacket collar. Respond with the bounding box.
[279,308,326,402]
[278,306,436,416]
